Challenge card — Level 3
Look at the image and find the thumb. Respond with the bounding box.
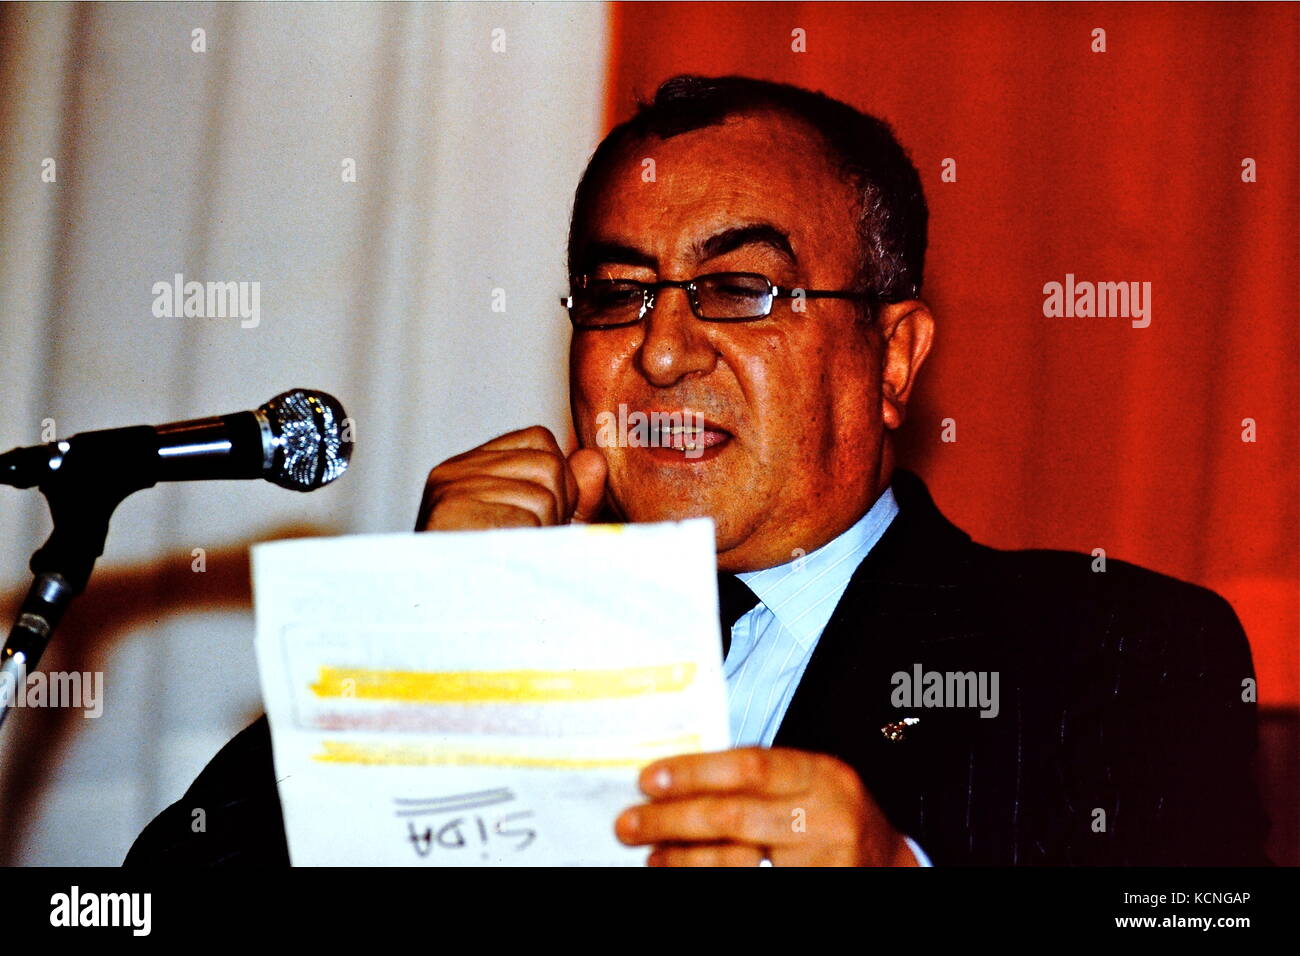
[566,448,608,523]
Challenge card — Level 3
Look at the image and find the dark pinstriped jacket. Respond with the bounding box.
[124,470,1271,866]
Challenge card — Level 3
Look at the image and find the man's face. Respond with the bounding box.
[569,110,901,571]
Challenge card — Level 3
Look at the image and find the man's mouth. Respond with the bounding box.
[646,414,732,460]
[595,405,735,462]
[655,422,728,451]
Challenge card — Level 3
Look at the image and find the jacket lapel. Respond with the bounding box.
[772,470,999,832]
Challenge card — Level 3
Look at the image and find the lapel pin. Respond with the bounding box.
[880,716,920,741]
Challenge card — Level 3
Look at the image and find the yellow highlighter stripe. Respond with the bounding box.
[314,734,703,768]
[309,662,697,703]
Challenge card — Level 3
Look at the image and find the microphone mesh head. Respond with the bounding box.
[258,389,353,491]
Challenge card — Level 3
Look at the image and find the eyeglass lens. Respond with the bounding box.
[570,274,774,326]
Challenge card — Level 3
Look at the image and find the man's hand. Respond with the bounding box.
[615,747,918,867]
[416,426,607,531]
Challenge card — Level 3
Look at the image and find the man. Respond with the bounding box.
[126,75,1269,867]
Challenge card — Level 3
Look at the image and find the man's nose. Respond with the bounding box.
[634,286,718,387]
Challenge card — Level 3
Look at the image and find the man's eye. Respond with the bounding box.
[591,285,642,308]
[710,280,768,300]
[715,283,762,298]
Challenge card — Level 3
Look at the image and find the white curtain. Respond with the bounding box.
[0,0,609,864]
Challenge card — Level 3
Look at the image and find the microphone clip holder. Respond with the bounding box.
[1,434,157,732]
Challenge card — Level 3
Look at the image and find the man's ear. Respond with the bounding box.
[876,300,935,431]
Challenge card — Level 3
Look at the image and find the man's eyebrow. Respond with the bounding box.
[576,223,797,275]
[693,223,796,264]
[577,240,657,273]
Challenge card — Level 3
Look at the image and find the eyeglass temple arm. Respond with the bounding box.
[772,287,877,301]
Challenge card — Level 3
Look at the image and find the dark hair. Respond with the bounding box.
[567,74,928,302]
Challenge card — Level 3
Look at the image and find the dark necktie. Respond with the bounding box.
[716,572,761,659]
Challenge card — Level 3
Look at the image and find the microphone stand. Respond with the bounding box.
[0,431,158,731]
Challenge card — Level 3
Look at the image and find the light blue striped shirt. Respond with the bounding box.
[726,487,898,747]
[724,485,932,866]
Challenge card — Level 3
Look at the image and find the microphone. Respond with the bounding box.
[0,389,354,732]
[0,388,353,494]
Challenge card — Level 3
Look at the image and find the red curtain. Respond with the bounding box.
[605,2,1299,705]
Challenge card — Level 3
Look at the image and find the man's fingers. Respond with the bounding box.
[416,427,611,531]
[646,843,767,868]
[639,747,819,799]
[616,795,790,847]
[567,448,607,523]
[429,499,543,531]
[468,450,572,515]
[476,424,564,455]
[417,426,574,531]
[424,477,560,529]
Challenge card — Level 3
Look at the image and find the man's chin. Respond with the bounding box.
[608,491,755,549]
[614,498,718,526]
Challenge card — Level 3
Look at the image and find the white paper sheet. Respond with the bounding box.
[252,519,728,866]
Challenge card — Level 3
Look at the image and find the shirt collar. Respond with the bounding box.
[736,486,899,648]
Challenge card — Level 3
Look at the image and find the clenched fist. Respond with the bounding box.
[415,425,608,531]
